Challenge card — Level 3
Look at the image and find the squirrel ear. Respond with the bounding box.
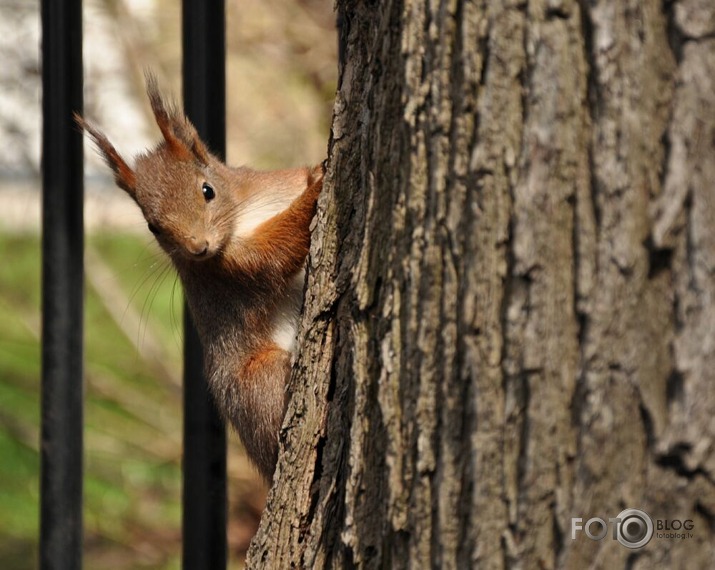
[179,121,210,166]
[145,73,191,161]
[145,72,210,164]
[75,113,137,195]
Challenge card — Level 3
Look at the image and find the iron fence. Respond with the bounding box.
[40,0,227,568]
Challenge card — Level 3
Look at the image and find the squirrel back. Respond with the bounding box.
[77,74,323,481]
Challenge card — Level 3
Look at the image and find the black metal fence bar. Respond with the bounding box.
[38,2,228,567]
[40,0,84,568]
[181,2,228,569]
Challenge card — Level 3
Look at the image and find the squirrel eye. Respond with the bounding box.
[147,222,160,235]
[202,182,215,201]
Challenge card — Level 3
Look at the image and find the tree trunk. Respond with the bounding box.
[247,1,715,568]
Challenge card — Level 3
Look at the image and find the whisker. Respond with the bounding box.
[137,261,173,350]
[170,274,184,351]
[141,261,175,351]
[126,253,169,317]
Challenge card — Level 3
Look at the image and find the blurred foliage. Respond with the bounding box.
[84,0,336,171]
[0,233,265,569]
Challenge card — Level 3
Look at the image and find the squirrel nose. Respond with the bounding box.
[187,237,209,257]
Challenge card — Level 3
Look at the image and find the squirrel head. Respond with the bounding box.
[77,74,237,262]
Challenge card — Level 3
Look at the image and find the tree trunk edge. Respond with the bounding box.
[246,1,715,569]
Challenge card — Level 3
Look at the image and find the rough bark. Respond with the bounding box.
[247,1,715,568]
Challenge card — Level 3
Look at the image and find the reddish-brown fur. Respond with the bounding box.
[77,75,322,482]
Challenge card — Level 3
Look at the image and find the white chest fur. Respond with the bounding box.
[270,269,306,353]
[232,191,298,238]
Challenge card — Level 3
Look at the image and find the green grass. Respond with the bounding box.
[0,232,185,569]
[0,230,267,569]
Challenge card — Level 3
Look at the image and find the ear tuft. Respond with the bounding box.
[75,113,137,195]
[181,122,211,166]
[144,70,209,165]
[145,71,191,161]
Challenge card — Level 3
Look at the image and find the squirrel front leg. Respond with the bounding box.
[213,167,323,480]
[224,166,323,283]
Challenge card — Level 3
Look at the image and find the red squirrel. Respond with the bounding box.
[77,75,323,482]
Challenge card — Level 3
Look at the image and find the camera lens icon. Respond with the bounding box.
[615,509,653,549]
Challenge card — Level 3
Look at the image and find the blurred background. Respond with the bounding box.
[0,0,336,567]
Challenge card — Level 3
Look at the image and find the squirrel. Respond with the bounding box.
[76,75,323,482]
